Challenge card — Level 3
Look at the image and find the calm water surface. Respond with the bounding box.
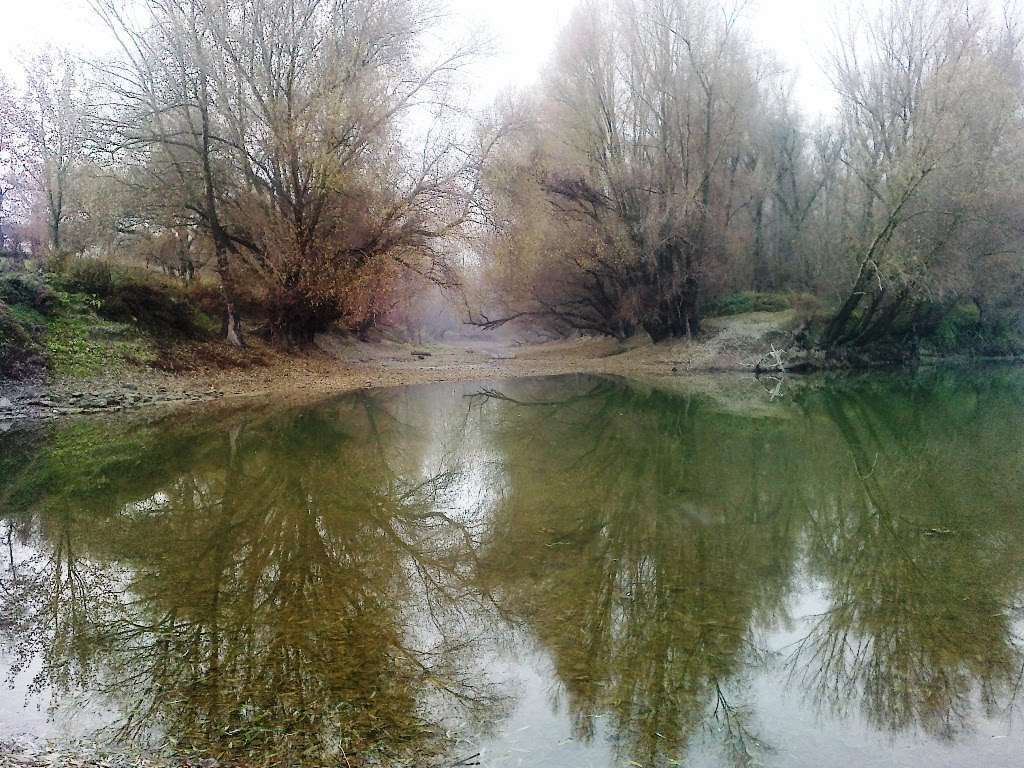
[2,371,1023,767]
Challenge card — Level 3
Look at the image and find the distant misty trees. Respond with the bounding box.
[475,0,773,341]
[0,50,89,259]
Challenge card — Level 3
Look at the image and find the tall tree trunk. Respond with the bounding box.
[197,64,243,347]
[752,197,767,291]
[215,241,242,347]
[48,184,61,253]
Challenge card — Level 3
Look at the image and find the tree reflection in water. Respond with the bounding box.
[472,372,1024,765]
[474,380,801,767]
[0,392,507,765]
[789,378,1024,741]
[3,371,1024,767]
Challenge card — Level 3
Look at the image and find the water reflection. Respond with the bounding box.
[792,380,1024,742]
[472,373,1024,765]
[2,372,1024,767]
[474,381,797,766]
[0,394,506,764]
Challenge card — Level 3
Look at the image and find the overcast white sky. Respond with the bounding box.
[0,0,840,114]
[446,0,839,112]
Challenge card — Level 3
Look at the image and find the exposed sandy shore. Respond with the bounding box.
[190,310,797,397]
[0,312,797,421]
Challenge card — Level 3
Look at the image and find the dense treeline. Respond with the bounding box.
[1,0,1023,355]
[471,0,1024,353]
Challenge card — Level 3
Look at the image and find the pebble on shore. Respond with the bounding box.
[0,383,225,422]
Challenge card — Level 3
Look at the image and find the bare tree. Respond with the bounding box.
[821,0,1024,350]
[474,0,783,341]
[0,73,23,254]
[89,0,254,343]
[3,50,88,257]
[88,0,488,343]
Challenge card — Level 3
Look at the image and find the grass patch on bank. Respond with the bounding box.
[0,262,215,380]
[0,301,45,377]
[46,311,152,377]
[56,260,213,339]
[46,314,109,376]
[0,273,52,377]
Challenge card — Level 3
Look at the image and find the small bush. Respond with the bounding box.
[60,258,114,298]
[0,274,58,315]
[185,280,226,317]
[101,281,207,338]
[704,291,791,318]
[926,302,981,354]
[786,292,821,317]
[0,300,46,378]
[924,301,1024,356]
[57,260,209,339]
[187,276,266,317]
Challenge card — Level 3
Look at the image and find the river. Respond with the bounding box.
[2,370,1023,767]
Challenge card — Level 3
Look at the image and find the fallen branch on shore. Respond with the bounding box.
[754,343,786,373]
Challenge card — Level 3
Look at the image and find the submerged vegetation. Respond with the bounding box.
[1,0,1024,379]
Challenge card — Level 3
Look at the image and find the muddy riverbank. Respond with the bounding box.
[0,312,797,423]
